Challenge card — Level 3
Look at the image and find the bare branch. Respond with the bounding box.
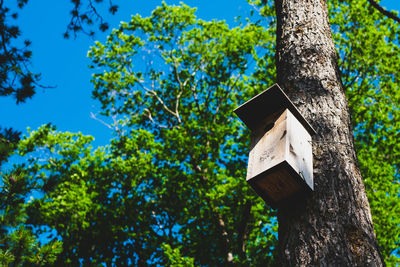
[213,73,242,123]
[191,82,203,117]
[368,0,400,23]
[175,90,183,124]
[90,112,113,129]
[137,82,177,118]
[143,108,169,129]
[171,55,185,124]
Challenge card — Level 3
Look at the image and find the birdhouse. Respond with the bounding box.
[234,84,316,208]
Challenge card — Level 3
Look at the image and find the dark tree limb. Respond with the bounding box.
[237,200,252,260]
[368,0,400,23]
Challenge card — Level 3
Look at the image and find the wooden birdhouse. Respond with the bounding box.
[234,84,316,208]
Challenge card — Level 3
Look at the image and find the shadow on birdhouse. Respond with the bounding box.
[234,84,316,209]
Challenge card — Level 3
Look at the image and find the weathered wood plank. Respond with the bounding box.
[246,108,313,208]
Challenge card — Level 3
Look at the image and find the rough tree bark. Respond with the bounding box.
[274,0,384,266]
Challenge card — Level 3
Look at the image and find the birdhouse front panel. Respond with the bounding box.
[246,110,288,181]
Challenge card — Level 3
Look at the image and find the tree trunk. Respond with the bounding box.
[274,0,384,265]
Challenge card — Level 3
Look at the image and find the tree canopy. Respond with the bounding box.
[0,0,119,166]
[1,0,399,265]
[0,0,118,104]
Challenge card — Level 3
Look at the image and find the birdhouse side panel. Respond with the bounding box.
[285,110,313,190]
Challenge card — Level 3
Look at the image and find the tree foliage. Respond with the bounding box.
[0,0,119,170]
[0,0,36,104]
[0,0,117,104]
[0,126,63,266]
[3,3,278,265]
[1,0,400,265]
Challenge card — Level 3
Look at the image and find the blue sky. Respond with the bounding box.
[1,0,399,148]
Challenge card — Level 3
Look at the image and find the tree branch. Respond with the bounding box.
[368,0,400,23]
[190,156,233,263]
[143,108,169,129]
[213,73,242,124]
[90,112,113,129]
[138,82,178,119]
[171,56,183,124]
[237,200,252,259]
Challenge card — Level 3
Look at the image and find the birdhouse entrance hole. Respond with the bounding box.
[264,122,275,133]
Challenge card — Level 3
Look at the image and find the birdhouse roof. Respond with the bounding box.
[234,84,316,135]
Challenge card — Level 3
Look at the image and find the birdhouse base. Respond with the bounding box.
[247,160,313,209]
